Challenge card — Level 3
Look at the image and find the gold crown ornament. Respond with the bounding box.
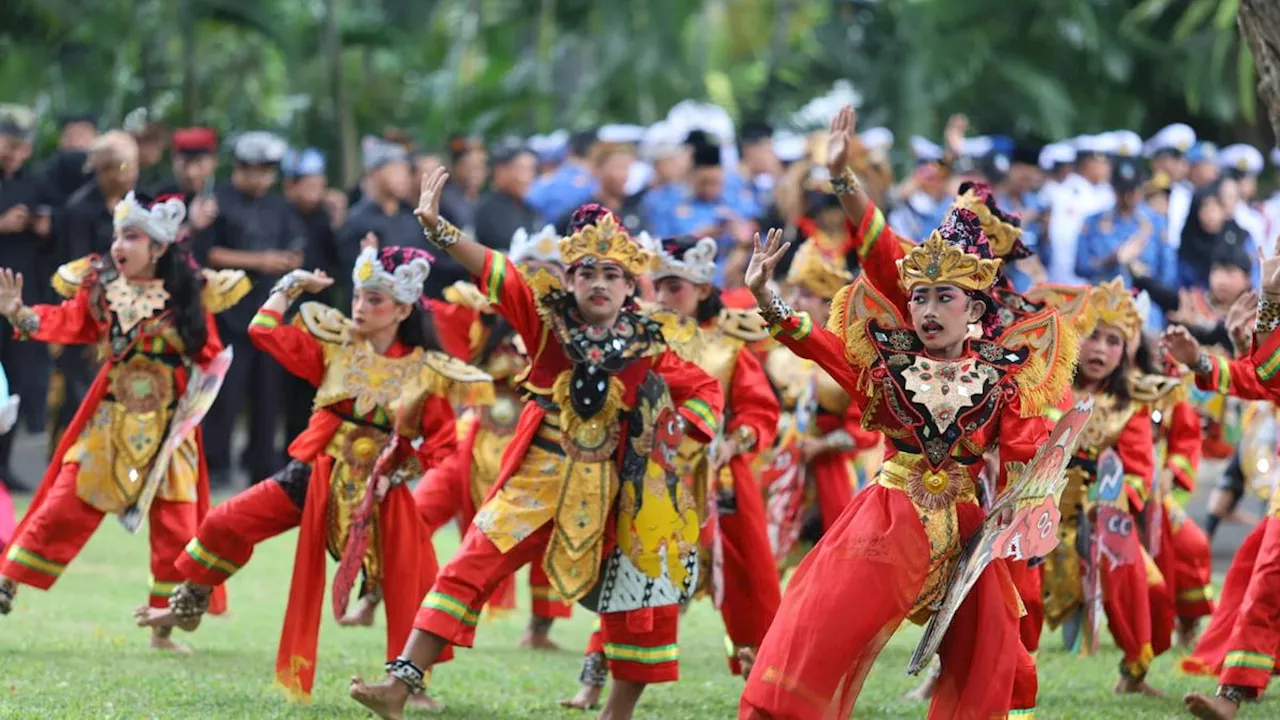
[785,240,854,300]
[1087,277,1143,343]
[558,213,654,276]
[896,231,1002,293]
[950,188,1023,259]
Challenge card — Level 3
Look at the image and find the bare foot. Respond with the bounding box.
[407,692,445,713]
[349,676,409,720]
[1114,675,1167,698]
[903,674,938,702]
[737,647,756,678]
[1178,618,1201,649]
[133,605,201,633]
[149,631,193,654]
[559,684,603,710]
[1185,692,1239,720]
[518,629,561,651]
[339,594,379,627]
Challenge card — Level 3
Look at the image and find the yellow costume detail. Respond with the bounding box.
[200,269,252,314]
[558,212,654,275]
[950,186,1023,258]
[324,420,389,588]
[896,230,1002,293]
[105,276,170,333]
[1085,278,1143,342]
[786,239,853,299]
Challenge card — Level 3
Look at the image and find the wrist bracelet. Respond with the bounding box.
[1192,352,1214,376]
[1257,295,1280,335]
[270,271,306,304]
[758,291,794,325]
[423,218,463,250]
[830,167,861,196]
[731,425,758,453]
[7,306,38,338]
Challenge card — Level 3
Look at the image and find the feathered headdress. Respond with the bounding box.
[1088,278,1143,343]
[113,191,186,245]
[509,224,561,266]
[897,208,1002,293]
[786,239,853,300]
[352,246,432,306]
[651,235,718,285]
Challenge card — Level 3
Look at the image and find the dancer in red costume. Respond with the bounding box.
[349,171,723,720]
[0,192,247,651]
[741,193,1074,718]
[137,243,491,706]
[415,224,575,649]
[1164,253,1280,719]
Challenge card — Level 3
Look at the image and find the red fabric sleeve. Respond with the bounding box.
[474,251,544,351]
[1193,351,1280,402]
[1165,401,1202,492]
[1116,409,1156,514]
[995,393,1049,496]
[428,299,480,361]
[654,351,724,445]
[190,311,225,367]
[727,346,780,452]
[415,394,458,470]
[769,313,868,404]
[25,290,106,345]
[851,201,911,316]
[247,309,328,386]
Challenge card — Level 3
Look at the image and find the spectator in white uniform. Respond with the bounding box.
[1217,143,1267,256]
[1145,123,1196,247]
[1045,134,1113,284]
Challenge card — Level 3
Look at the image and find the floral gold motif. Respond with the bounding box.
[1086,278,1142,343]
[896,231,1001,293]
[558,212,653,276]
[786,240,854,300]
[950,186,1023,258]
[109,355,173,414]
[106,276,170,334]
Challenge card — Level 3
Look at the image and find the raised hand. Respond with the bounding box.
[943,114,969,157]
[298,269,336,294]
[1225,290,1258,350]
[361,232,378,252]
[414,167,449,231]
[1161,325,1202,367]
[825,105,858,176]
[744,228,790,306]
[1262,236,1280,297]
[0,269,24,318]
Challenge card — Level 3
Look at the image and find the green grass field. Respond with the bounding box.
[0,497,1234,719]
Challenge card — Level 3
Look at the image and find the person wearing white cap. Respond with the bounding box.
[1216,146,1268,261]
[1044,134,1115,284]
[884,126,957,242]
[1145,124,1197,250]
[636,121,693,222]
[1037,142,1077,206]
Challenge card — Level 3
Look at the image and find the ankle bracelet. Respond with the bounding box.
[1217,684,1255,705]
[528,614,554,634]
[168,581,211,620]
[386,657,427,694]
[579,651,608,688]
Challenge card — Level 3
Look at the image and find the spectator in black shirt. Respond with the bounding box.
[157,127,220,239]
[47,131,141,456]
[553,141,647,236]
[198,131,303,487]
[0,105,52,487]
[124,109,169,193]
[39,114,100,212]
[438,135,487,233]
[473,142,539,252]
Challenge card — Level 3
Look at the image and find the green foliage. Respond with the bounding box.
[0,0,1268,182]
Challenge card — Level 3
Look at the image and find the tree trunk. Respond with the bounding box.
[181,0,199,123]
[1239,0,1280,139]
[325,0,358,187]
[757,0,798,118]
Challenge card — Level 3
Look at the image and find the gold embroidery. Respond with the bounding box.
[105,276,169,333]
[901,356,999,429]
[323,421,390,588]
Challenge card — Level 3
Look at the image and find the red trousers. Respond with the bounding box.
[417,522,680,683]
[175,479,300,586]
[1100,534,1172,676]
[741,485,1035,719]
[718,461,782,673]
[412,463,573,619]
[1168,509,1215,619]
[0,462,195,608]
[1007,560,1043,654]
[1183,517,1280,691]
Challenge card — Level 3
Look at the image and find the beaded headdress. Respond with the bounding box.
[897,208,1002,293]
[1088,278,1143,343]
[113,191,186,245]
[949,182,1029,260]
[559,203,654,276]
[786,239,853,300]
[651,235,718,285]
[352,245,432,306]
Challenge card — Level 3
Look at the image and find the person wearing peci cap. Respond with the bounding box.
[525,129,599,223]
[0,104,51,488]
[198,129,304,489]
[472,140,541,257]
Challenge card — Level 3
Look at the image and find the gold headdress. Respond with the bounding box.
[950,185,1023,259]
[558,212,654,276]
[1087,277,1143,343]
[896,214,1002,293]
[785,240,853,300]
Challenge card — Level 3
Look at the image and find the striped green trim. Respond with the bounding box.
[1124,473,1148,502]
[184,539,240,577]
[788,312,814,341]
[149,575,179,597]
[1042,407,1064,423]
[857,208,886,259]
[1008,710,1036,718]
[484,252,508,305]
[723,634,736,658]
[604,642,679,664]
[529,585,563,602]
[250,312,280,330]
[5,545,66,577]
[1169,454,1195,482]
[422,590,481,626]
[1224,650,1274,671]
[1216,354,1234,390]
[682,398,719,435]
[1178,585,1215,603]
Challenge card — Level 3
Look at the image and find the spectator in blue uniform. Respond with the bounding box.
[525,130,597,222]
